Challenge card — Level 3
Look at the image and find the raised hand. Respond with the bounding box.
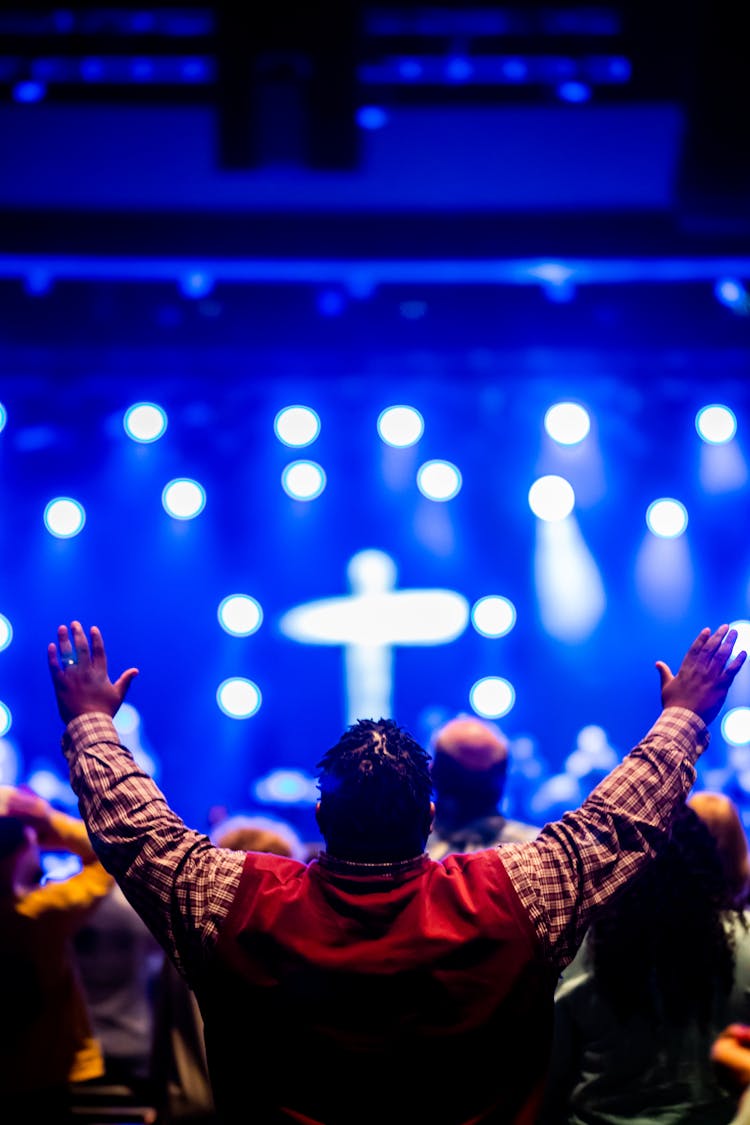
[655,625,746,726]
[48,621,139,725]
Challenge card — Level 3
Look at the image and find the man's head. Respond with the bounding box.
[688,791,750,906]
[429,716,509,826]
[315,718,433,863]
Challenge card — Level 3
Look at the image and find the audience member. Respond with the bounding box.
[712,1024,750,1125]
[150,814,304,1124]
[73,880,164,1097]
[427,714,540,859]
[0,783,113,1120]
[541,791,750,1123]
[48,619,745,1124]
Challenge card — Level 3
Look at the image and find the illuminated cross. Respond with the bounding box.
[279,550,469,724]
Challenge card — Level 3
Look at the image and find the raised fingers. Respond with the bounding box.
[70,620,91,665]
[89,625,106,668]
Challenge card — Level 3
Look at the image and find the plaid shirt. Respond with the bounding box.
[63,707,707,978]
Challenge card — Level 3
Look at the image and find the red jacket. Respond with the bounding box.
[200,848,553,1124]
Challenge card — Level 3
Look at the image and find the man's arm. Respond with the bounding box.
[48,622,247,978]
[499,624,746,969]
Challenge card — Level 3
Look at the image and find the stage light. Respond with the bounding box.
[113,703,140,737]
[544,402,591,445]
[0,614,12,651]
[470,677,516,719]
[123,401,168,443]
[162,478,206,520]
[471,596,516,638]
[274,406,321,447]
[715,278,748,312]
[216,677,262,719]
[729,620,750,661]
[528,475,575,521]
[695,404,737,445]
[417,460,462,501]
[281,461,326,501]
[356,105,389,129]
[253,768,318,805]
[646,498,688,538]
[557,80,591,103]
[44,497,86,539]
[446,57,473,81]
[13,80,46,103]
[534,517,606,641]
[179,270,214,298]
[218,594,263,637]
[316,289,346,317]
[0,403,6,432]
[0,702,11,737]
[722,707,750,746]
[377,405,424,447]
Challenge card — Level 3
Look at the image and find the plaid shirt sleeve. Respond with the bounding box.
[62,713,246,980]
[498,707,708,971]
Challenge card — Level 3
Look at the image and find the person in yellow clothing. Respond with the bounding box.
[0,783,114,1120]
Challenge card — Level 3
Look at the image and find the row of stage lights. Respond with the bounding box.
[0,396,747,742]
[0,398,740,536]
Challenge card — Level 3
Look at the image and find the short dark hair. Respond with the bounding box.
[0,816,26,861]
[316,718,433,862]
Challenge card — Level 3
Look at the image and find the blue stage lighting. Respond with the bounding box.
[0,614,12,652]
[528,475,575,521]
[161,478,206,520]
[216,678,262,719]
[0,702,11,737]
[715,278,747,309]
[356,105,389,129]
[377,405,424,447]
[113,702,140,737]
[695,404,737,445]
[416,460,462,501]
[544,402,591,445]
[316,289,346,317]
[722,708,750,746]
[0,402,6,432]
[470,677,516,719]
[472,596,516,638]
[13,80,46,103]
[44,497,86,538]
[729,620,750,662]
[179,271,214,298]
[646,498,688,538]
[274,406,321,447]
[218,594,263,637]
[557,80,591,103]
[253,769,317,805]
[123,401,168,443]
[281,461,326,501]
[446,57,473,81]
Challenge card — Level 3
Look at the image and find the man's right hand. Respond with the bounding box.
[655,624,746,726]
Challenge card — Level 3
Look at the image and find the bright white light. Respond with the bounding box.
[274,406,321,447]
[715,278,747,309]
[695,404,737,445]
[0,702,11,737]
[544,402,591,445]
[646,498,688,539]
[722,707,750,746]
[113,702,140,737]
[472,596,516,638]
[0,403,6,432]
[534,514,606,641]
[253,769,318,805]
[281,461,326,501]
[470,677,516,719]
[216,678,262,719]
[44,497,86,538]
[218,594,263,636]
[28,768,75,804]
[377,405,424,447]
[162,478,206,520]
[417,460,462,501]
[0,614,12,651]
[528,475,575,521]
[729,620,750,662]
[123,402,168,443]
